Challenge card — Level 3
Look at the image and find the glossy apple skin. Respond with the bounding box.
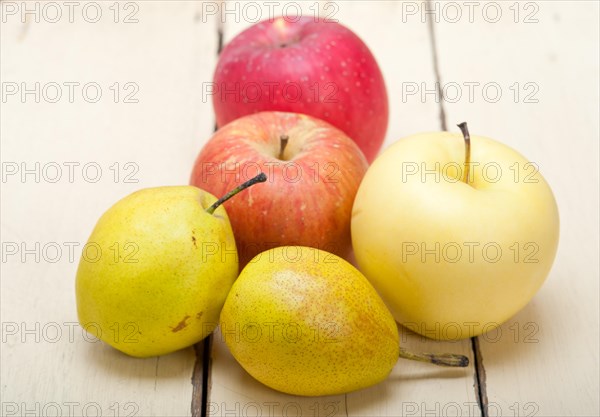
[212,17,388,163]
[351,132,560,340]
[190,111,368,268]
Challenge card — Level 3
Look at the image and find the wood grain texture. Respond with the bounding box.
[0,2,218,416]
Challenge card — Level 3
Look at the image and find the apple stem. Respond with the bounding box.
[279,135,289,160]
[457,122,471,184]
[399,347,469,367]
[205,173,267,215]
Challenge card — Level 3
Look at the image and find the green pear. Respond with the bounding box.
[76,174,266,357]
[220,246,468,396]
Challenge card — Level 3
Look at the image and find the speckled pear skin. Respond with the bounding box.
[76,186,238,357]
[219,246,399,396]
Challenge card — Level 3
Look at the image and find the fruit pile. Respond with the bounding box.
[75,18,559,396]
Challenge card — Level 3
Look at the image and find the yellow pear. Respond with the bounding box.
[76,174,266,357]
[219,246,468,396]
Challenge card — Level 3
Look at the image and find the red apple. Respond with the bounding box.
[211,16,388,163]
[190,111,368,267]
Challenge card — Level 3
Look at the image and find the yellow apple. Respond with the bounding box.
[351,125,559,340]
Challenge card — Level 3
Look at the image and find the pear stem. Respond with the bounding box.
[457,122,471,184]
[279,135,289,160]
[205,173,267,215]
[399,347,469,367]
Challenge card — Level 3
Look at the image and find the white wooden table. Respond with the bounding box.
[1,1,598,416]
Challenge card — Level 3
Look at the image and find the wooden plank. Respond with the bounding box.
[207,2,480,416]
[433,1,599,415]
[210,4,347,414]
[0,2,218,416]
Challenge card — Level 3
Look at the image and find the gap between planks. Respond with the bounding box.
[426,0,489,414]
[471,337,489,417]
[426,1,448,132]
[191,6,225,417]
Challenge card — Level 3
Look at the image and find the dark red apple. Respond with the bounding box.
[190,111,368,267]
[211,17,388,163]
